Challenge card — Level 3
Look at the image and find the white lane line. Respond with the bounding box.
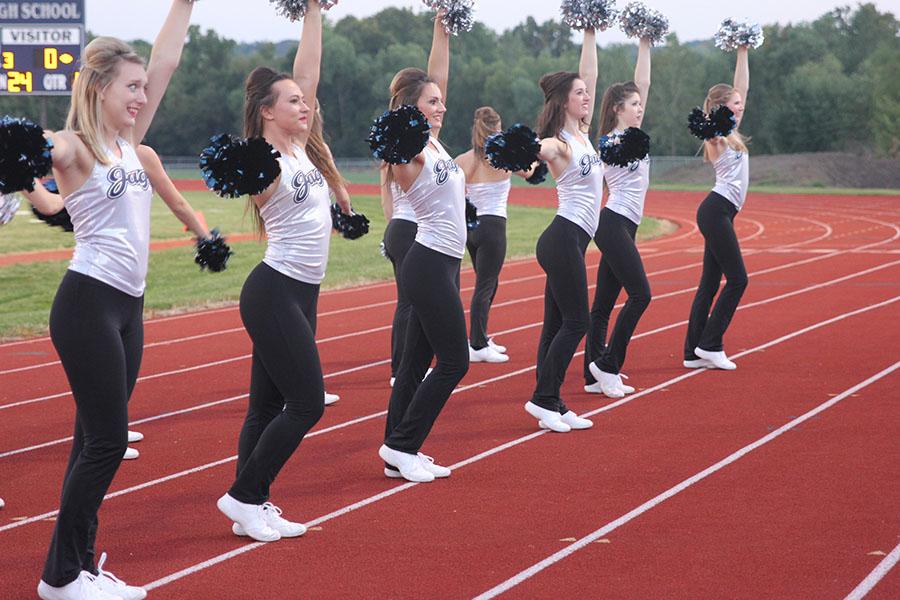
[474,362,900,599]
[844,542,900,600]
[135,297,900,591]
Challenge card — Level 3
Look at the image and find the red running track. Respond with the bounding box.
[0,191,898,599]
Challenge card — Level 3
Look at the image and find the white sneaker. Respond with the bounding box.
[469,345,509,363]
[524,402,570,432]
[94,553,146,600]
[122,448,139,460]
[233,502,306,538]
[683,358,713,369]
[216,493,281,542]
[38,572,123,600]
[324,391,339,405]
[384,466,402,479]
[617,373,635,394]
[0,497,4,509]
[126,431,143,443]
[540,411,593,430]
[583,381,604,394]
[417,453,451,478]
[694,347,737,370]
[378,445,434,482]
[487,338,507,354]
[588,362,625,399]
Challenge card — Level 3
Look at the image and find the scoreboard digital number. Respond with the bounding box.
[0,1,85,95]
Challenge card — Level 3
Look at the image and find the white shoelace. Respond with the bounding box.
[96,553,128,590]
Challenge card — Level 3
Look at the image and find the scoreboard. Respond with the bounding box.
[0,1,84,95]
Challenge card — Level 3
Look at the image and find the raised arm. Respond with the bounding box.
[579,29,599,128]
[137,145,210,239]
[293,0,323,111]
[427,12,450,104]
[634,38,651,121]
[134,0,194,144]
[733,46,749,106]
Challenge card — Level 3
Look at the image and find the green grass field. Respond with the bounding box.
[0,193,671,340]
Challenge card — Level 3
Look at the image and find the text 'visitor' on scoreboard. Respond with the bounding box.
[0,1,85,95]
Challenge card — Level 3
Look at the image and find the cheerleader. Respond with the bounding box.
[524,29,601,433]
[215,0,347,542]
[14,3,196,598]
[378,12,469,483]
[583,35,654,398]
[684,45,751,371]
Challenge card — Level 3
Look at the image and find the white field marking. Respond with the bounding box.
[2,250,897,459]
[474,361,900,599]
[844,542,900,600]
[140,298,900,592]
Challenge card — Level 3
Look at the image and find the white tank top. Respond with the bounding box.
[389,182,417,223]
[712,146,749,211]
[66,138,152,297]
[405,137,467,259]
[603,131,650,225]
[466,179,511,219]
[261,144,332,284]
[555,129,604,236]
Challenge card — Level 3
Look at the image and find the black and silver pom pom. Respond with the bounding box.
[331,204,370,240]
[687,106,737,140]
[30,178,74,231]
[484,124,541,173]
[618,2,669,45]
[714,18,765,52]
[465,197,479,230]
[525,161,549,185]
[0,192,20,226]
[195,228,233,272]
[0,116,54,194]
[561,0,618,31]
[367,105,432,165]
[199,134,282,198]
[269,0,337,21]
[598,127,650,168]
[439,0,475,36]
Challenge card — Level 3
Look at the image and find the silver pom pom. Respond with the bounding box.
[422,0,444,8]
[714,18,765,52]
[618,2,669,46]
[269,0,338,22]
[561,0,618,31]
[0,192,21,226]
[425,0,475,35]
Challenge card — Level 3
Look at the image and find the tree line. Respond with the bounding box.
[3,3,897,159]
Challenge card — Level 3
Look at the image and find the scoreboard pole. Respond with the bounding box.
[0,0,85,96]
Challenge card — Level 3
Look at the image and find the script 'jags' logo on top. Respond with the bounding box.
[433,158,460,186]
[580,152,603,177]
[106,167,150,199]
[292,168,325,204]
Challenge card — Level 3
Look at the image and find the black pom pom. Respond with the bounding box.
[195,228,233,272]
[484,123,541,172]
[599,127,650,168]
[465,197,479,230]
[0,116,54,194]
[32,205,74,231]
[199,134,282,198]
[687,106,736,140]
[331,204,370,240]
[367,105,431,165]
[525,161,549,185]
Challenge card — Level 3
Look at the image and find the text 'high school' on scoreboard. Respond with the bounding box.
[0,1,84,95]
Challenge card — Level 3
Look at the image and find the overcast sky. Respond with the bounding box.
[84,0,899,45]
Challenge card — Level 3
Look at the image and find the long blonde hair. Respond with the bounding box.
[472,106,500,159]
[66,37,145,165]
[702,83,748,162]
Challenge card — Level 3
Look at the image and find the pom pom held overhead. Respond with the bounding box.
[560,0,618,31]
[618,2,669,45]
[714,18,764,51]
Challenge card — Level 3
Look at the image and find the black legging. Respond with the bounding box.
[466,215,507,349]
[42,271,143,587]
[384,218,418,378]
[531,216,590,414]
[230,262,325,505]
[384,243,469,454]
[584,208,652,381]
[684,191,749,359]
